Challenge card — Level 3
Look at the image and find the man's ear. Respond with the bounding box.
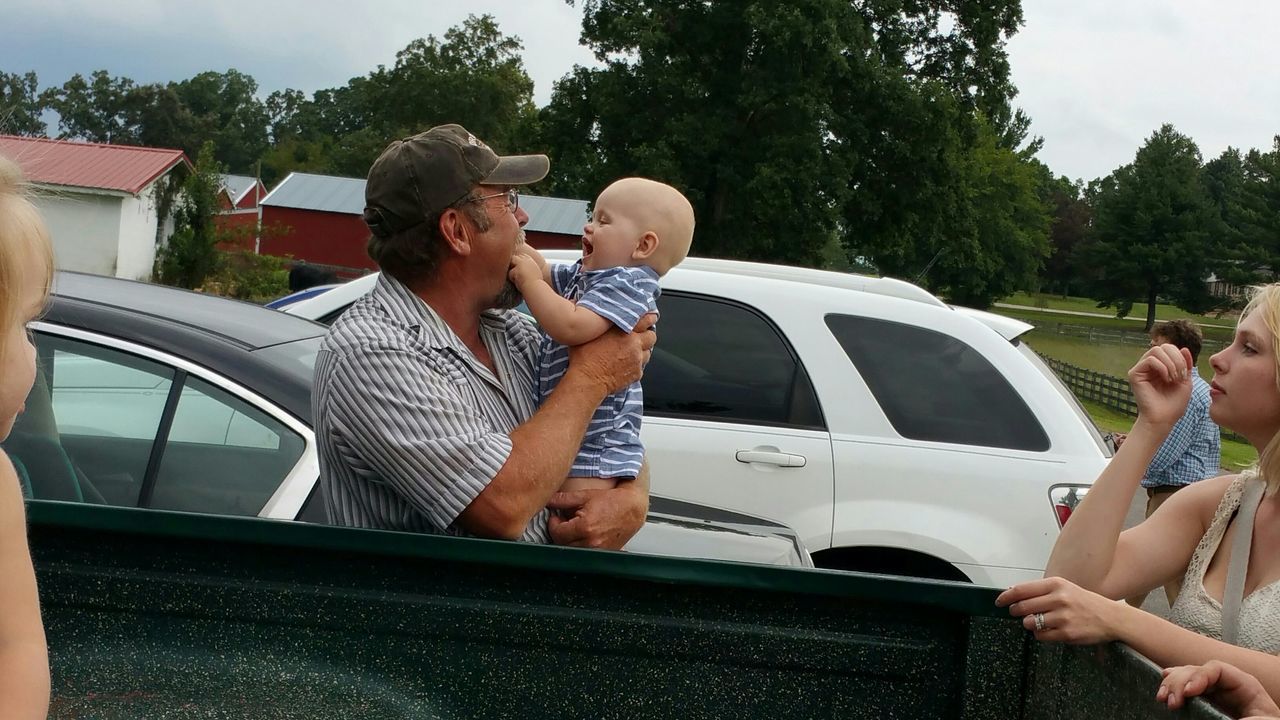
[633,231,660,261]
[439,209,472,256]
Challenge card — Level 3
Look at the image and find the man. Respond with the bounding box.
[313,124,653,548]
[1120,318,1220,605]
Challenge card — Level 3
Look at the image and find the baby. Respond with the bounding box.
[508,177,695,494]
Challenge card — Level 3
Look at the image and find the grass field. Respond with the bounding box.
[1080,399,1257,471]
[996,306,1237,344]
[1021,332,1215,378]
[1002,292,1238,329]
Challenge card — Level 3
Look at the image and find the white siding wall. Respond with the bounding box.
[116,183,164,281]
[33,190,124,277]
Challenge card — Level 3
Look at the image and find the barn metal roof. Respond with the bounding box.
[220,174,261,204]
[261,171,588,236]
[0,134,189,195]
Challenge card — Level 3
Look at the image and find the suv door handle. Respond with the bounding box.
[735,449,807,468]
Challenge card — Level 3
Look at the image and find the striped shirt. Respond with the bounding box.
[538,261,659,479]
[1143,368,1221,488]
[313,273,550,542]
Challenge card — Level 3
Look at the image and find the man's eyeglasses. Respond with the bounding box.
[469,188,519,212]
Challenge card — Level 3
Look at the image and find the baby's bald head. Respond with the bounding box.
[597,177,695,275]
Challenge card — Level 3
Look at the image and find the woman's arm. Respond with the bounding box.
[0,452,50,719]
[999,577,1280,705]
[1043,343,1205,596]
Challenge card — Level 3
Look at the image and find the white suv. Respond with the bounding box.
[286,253,1110,587]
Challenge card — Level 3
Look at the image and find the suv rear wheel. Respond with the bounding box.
[814,547,971,583]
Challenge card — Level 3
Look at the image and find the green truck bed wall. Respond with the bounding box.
[27,501,1228,720]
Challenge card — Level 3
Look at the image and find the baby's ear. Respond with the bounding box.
[633,231,660,260]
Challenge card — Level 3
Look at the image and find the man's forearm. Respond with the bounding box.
[463,371,607,538]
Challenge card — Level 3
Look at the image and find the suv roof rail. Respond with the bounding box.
[540,250,949,308]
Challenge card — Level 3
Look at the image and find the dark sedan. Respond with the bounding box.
[6,272,810,566]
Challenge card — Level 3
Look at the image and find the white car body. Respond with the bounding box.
[286,253,1110,586]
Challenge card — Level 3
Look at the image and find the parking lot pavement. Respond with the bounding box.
[1123,489,1172,618]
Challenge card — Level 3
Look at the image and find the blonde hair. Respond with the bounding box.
[1239,284,1280,492]
[0,155,54,360]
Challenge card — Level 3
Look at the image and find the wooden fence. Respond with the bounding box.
[1044,357,1138,415]
[1031,322,1226,353]
[1044,356,1245,444]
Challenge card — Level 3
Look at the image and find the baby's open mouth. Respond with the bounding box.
[582,238,593,257]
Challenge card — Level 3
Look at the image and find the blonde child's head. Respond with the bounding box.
[583,177,694,276]
[0,155,54,439]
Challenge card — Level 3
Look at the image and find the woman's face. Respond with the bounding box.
[1208,308,1280,448]
[0,246,45,441]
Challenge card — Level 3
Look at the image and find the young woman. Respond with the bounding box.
[0,154,53,718]
[998,284,1280,699]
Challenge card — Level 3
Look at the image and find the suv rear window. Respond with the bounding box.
[825,314,1050,451]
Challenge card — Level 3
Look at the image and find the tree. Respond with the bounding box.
[1037,173,1091,297]
[1081,124,1219,329]
[1231,138,1280,284]
[155,142,223,290]
[260,15,537,182]
[0,71,46,136]
[541,0,1045,298]
[42,70,137,143]
[172,70,270,172]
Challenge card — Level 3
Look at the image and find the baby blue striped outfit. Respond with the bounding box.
[537,261,660,479]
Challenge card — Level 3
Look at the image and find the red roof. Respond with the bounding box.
[0,135,190,195]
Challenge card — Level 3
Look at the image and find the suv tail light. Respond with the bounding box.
[1048,485,1089,528]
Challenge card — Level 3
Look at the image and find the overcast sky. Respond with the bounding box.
[4,0,1277,182]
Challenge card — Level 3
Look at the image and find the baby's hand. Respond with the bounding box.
[509,253,542,288]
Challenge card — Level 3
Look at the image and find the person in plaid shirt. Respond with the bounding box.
[1118,319,1220,606]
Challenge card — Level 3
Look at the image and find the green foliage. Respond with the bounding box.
[1036,173,1091,296]
[41,68,268,173]
[542,0,1045,305]
[1080,124,1220,328]
[206,251,291,303]
[261,15,537,181]
[171,70,270,172]
[155,142,223,290]
[0,70,46,136]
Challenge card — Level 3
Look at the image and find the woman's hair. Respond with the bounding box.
[1240,284,1280,492]
[0,155,54,360]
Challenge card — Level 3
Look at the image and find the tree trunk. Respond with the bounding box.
[1145,286,1158,332]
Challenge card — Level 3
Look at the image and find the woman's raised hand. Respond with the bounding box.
[1128,343,1194,430]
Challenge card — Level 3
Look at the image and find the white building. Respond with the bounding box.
[0,135,190,280]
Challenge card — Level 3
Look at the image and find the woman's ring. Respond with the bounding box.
[1033,612,1046,632]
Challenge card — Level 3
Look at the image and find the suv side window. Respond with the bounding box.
[825,314,1050,451]
[645,293,824,429]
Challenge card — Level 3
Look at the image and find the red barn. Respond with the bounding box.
[214,173,268,252]
[257,172,588,276]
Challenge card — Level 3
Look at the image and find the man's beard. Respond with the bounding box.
[492,280,522,310]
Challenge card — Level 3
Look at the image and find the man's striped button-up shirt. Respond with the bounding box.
[312,273,550,542]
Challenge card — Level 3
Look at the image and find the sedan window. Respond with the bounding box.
[149,376,305,516]
[6,332,305,517]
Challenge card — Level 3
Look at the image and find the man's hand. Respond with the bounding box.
[547,481,648,550]
[508,252,544,290]
[1157,661,1280,717]
[567,315,656,396]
